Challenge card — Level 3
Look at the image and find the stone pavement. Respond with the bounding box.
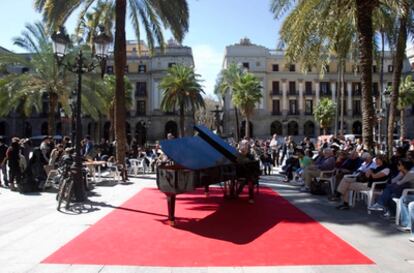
[0,172,413,273]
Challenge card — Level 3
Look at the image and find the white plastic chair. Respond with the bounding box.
[315,170,336,195]
[393,188,414,225]
[129,158,146,175]
[358,180,388,214]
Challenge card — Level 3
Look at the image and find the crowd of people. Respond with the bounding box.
[232,133,414,243]
[1,131,414,243]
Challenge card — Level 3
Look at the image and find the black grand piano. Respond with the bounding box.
[156,125,261,225]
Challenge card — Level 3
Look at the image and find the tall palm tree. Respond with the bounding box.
[397,75,414,139]
[231,73,262,139]
[160,64,205,137]
[35,0,189,164]
[216,63,245,141]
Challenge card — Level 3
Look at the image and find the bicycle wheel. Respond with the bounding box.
[64,179,74,210]
[57,178,68,211]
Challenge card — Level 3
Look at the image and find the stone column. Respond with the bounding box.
[298,79,304,114]
[331,81,336,102]
[347,82,353,117]
[282,79,288,116]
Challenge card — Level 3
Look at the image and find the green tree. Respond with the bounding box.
[215,63,245,140]
[231,73,262,139]
[0,22,107,135]
[160,64,205,138]
[398,75,414,139]
[35,0,189,164]
[314,98,336,135]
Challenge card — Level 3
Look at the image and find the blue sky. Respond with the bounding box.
[0,0,282,97]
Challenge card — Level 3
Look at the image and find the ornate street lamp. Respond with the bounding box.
[52,25,112,202]
[383,87,392,156]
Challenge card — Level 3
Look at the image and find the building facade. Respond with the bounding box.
[222,38,414,140]
[0,40,194,145]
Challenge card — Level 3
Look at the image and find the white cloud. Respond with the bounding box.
[192,44,223,98]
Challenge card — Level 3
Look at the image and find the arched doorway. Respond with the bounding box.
[56,122,62,136]
[287,121,299,136]
[303,121,315,137]
[135,122,147,146]
[165,121,178,138]
[270,121,282,135]
[0,121,8,136]
[24,122,32,138]
[103,122,111,141]
[352,121,362,135]
[240,120,253,138]
[41,122,48,135]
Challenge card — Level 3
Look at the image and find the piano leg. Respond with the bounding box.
[166,193,176,226]
[204,185,209,196]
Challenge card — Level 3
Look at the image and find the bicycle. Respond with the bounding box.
[56,165,74,211]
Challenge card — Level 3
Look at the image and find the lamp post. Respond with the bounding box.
[52,26,111,202]
[383,88,392,156]
[211,105,223,136]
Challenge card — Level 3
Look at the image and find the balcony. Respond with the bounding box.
[271,111,281,116]
[304,90,314,96]
[352,111,362,117]
[288,90,299,96]
[288,111,299,116]
[305,111,313,116]
[270,90,281,96]
[320,91,332,97]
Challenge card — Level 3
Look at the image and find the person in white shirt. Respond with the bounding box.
[269,134,279,167]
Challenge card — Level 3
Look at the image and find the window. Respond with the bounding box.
[289,64,296,72]
[272,100,280,115]
[135,82,147,97]
[289,100,298,115]
[305,100,313,115]
[305,81,312,95]
[373,65,377,73]
[138,64,146,73]
[356,65,360,73]
[307,66,312,72]
[272,81,280,94]
[388,65,394,73]
[352,82,361,96]
[289,81,296,94]
[168,62,176,68]
[256,61,261,67]
[353,100,361,115]
[124,65,129,73]
[372,82,379,96]
[242,62,249,69]
[106,66,114,74]
[272,64,279,72]
[325,65,330,73]
[136,101,146,116]
[320,82,330,96]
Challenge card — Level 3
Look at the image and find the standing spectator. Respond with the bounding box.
[40,136,51,162]
[20,139,33,163]
[6,138,22,190]
[260,148,273,175]
[82,136,94,159]
[0,138,8,187]
[301,137,315,153]
[269,134,280,167]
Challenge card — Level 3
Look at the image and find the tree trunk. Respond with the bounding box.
[48,92,58,136]
[400,109,406,139]
[340,59,345,136]
[245,117,250,139]
[388,2,408,159]
[379,31,385,146]
[114,0,127,165]
[355,0,378,151]
[234,107,240,141]
[179,106,185,138]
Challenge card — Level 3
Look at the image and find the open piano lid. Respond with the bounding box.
[160,125,239,170]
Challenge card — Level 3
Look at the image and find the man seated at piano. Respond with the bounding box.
[238,140,255,162]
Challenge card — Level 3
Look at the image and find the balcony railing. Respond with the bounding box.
[288,90,299,95]
[304,90,314,95]
[271,111,281,116]
[270,90,281,95]
[320,91,332,97]
[288,111,299,115]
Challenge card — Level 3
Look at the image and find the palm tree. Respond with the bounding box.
[35,0,189,164]
[314,98,336,135]
[0,22,109,135]
[231,73,262,139]
[398,75,414,139]
[160,64,205,137]
[101,74,132,140]
[216,63,245,141]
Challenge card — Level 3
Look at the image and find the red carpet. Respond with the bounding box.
[43,187,373,266]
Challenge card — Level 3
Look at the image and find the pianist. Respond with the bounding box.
[238,140,255,162]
